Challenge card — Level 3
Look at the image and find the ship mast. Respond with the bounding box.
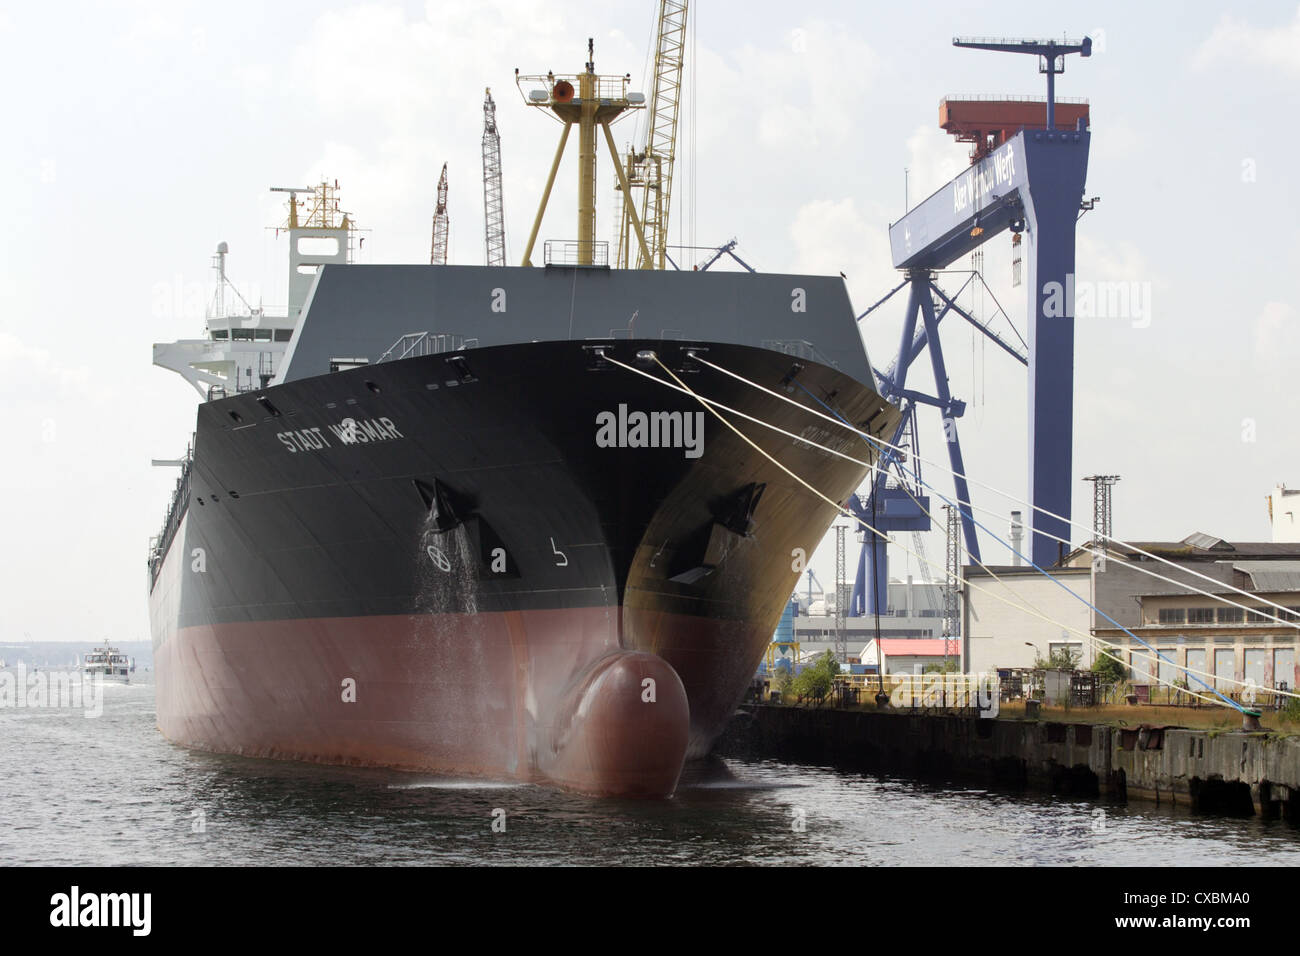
[516,39,647,267]
[271,181,355,320]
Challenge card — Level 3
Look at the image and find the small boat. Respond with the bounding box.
[82,646,132,682]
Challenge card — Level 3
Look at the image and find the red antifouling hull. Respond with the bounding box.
[545,651,689,798]
[155,609,695,797]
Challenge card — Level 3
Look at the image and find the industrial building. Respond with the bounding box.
[956,531,1300,692]
[792,576,947,663]
[1059,533,1300,693]
[962,565,1092,673]
[860,638,961,675]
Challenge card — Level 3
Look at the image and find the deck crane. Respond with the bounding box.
[430,162,449,265]
[694,238,755,273]
[482,89,507,266]
[616,0,687,269]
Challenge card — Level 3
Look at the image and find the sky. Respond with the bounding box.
[1,0,1297,641]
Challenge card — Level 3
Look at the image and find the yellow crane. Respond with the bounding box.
[617,0,688,270]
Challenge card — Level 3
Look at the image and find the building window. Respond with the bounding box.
[1217,607,1244,624]
[232,329,253,342]
[1245,607,1270,624]
[274,329,293,342]
[254,329,272,342]
[1158,608,1186,625]
[1187,608,1215,624]
[211,330,229,340]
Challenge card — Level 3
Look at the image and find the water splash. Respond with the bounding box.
[410,514,494,762]
[415,517,479,617]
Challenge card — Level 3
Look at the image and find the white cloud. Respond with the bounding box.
[716,20,881,155]
[1193,5,1300,75]
[1076,234,1154,284]
[273,3,648,268]
[788,196,897,329]
[0,332,92,398]
[903,125,968,207]
[1253,300,1298,366]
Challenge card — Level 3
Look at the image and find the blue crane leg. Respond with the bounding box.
[918,282,981,564]
[1022,131,1090,567]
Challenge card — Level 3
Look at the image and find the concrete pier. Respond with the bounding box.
[715,705,1300,820]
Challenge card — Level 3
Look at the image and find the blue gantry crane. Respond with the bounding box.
[851,35,1094,612]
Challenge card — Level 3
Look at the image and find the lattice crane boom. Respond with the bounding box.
[617,0,687,269]
[430,162,449,265]
[482,89,507,266]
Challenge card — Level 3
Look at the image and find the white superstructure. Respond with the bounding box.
[152,182,356,398]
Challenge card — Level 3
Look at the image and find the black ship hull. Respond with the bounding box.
[149,338,897,795]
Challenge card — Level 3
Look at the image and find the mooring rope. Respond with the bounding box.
[690,352,1300,630]
[784,375,1258,711]
[599,349,1243,710]
[669,350,1290,706]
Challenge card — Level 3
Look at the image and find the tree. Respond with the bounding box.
[923,658,960,674]
[1033,646,1082,671]
[792,651,841,705]
[1091,652,1127,685]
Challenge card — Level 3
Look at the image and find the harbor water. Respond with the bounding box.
[3,676,1299,867]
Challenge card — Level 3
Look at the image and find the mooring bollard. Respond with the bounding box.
[1242,709,1262,732]
[1025,699,1042,719]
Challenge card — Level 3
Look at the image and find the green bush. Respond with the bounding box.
[1282,695,1300,723]
[923,659,960,674]
[793,651,841,705]
[1034,646,1083,671]
[1091,653,1127,685]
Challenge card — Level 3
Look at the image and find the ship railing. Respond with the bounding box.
[766,672,997,711]
[939,93,1089,106]
[759,671,998,709]
[518,73,632,104]
[544,240,609,268]
[377,332,479,364]
[148,433,196,586]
